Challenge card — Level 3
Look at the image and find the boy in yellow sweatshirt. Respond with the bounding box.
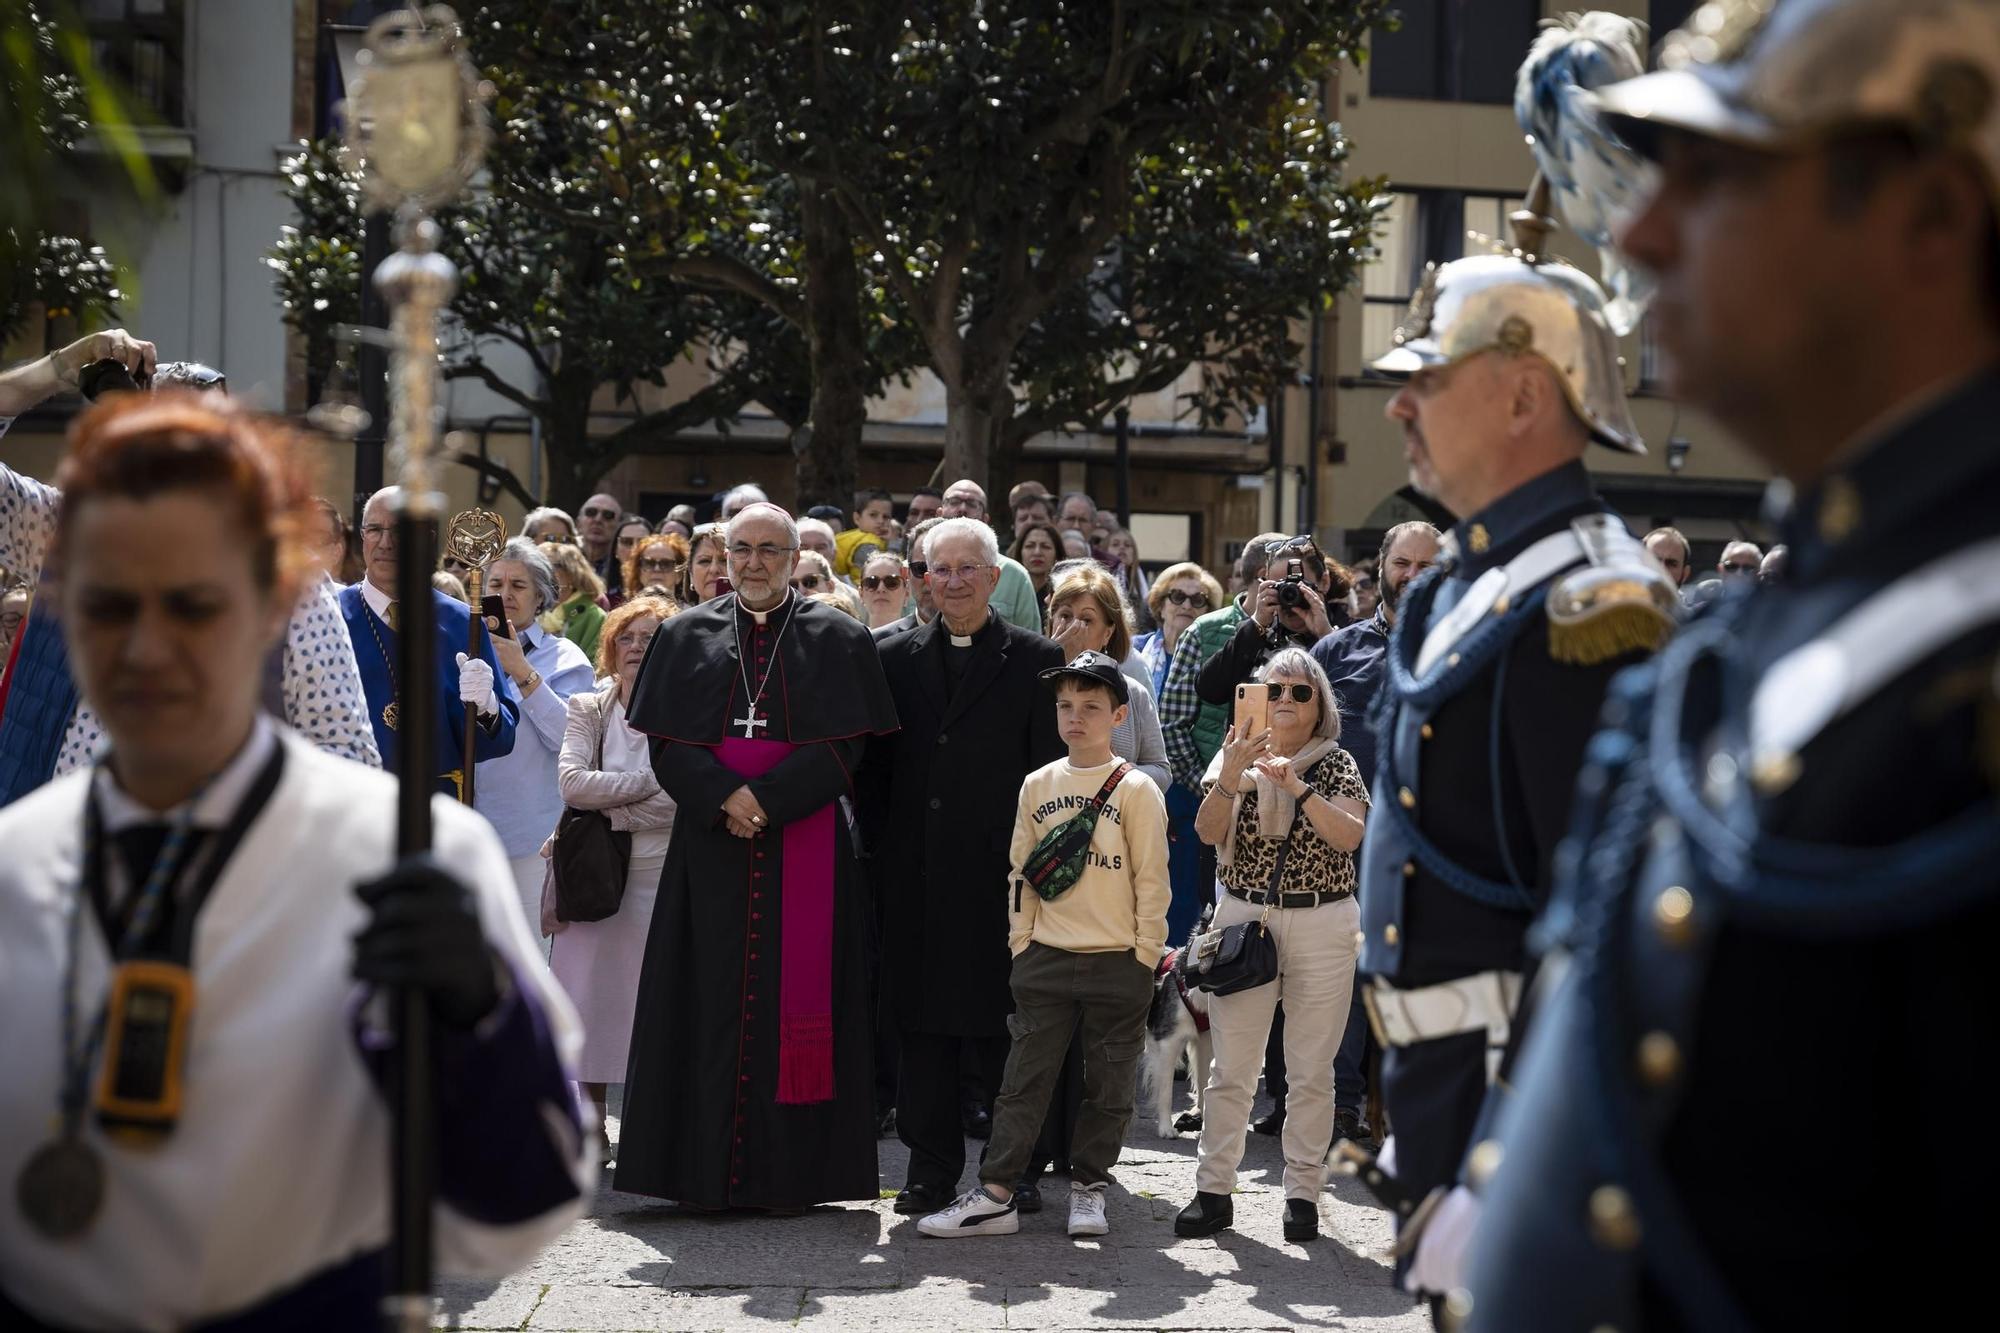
[918,651,1169,1240]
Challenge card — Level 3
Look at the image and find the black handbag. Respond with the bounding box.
[550,695,632,924]
[1187,816,1294,995]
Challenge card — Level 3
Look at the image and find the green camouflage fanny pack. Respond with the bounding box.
[1017,763,1133,904]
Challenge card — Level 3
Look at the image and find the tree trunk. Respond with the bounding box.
[941,379,998,494]
[540,374,605,514]
[795,183,867,512]
[986,383,1027,504]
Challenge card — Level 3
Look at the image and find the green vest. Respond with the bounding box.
[1186,599,1247,768]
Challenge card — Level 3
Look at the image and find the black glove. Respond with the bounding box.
[352,854,502,1030]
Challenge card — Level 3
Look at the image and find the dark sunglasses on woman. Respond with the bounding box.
[861,574,904,591]
[792,574,823,591]
[1259,682,1316,703]
[1162,589,1210,609]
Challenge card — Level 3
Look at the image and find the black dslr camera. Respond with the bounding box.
[1275,559,1308,609]
[78,359,226,401]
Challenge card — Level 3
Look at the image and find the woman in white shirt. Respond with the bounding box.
[0,390,587,1329]
[548,594,679,1148]
[474,538,598,948]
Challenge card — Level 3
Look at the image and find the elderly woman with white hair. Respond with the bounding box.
[475,536,599,946]
[1173,645,1369,1245]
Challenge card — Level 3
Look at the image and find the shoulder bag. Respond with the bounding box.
[1187,813,1294,995]
[550,693,632,923]
[1014,762,1133,910]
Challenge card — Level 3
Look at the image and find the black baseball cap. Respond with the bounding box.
[1039,649,1129,704]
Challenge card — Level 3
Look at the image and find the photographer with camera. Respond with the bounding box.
[1193,536,1344,711]
[0,329,157,424]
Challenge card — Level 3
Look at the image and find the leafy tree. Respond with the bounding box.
[272,3,770,511]
[1,1,150,339]
[671,0,1393,495]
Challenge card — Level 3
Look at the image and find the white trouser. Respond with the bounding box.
[1194,892,1361,1201]
[509,853,552,961]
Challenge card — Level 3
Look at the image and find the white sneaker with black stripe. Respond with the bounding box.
[917,1185,1020,1237]
[1067,1181,1109,1237]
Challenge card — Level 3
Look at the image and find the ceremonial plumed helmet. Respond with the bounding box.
[1369,253,1645,454]
[1594,0,2000,216]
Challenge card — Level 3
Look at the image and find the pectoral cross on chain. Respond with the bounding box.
[734,708,770,740]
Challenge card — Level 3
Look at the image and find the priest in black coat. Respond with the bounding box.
[618,503,899,1210]
[859,516,1064,1214]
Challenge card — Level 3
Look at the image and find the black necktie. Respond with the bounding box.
[115,824,173,891]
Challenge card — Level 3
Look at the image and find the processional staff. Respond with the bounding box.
[338,8,489,1328]
[446,507,508,805]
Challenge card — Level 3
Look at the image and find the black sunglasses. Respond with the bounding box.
[1722,562,1759,574]
[908,560,928,579]
[638,556,679,571]
[862,574,905,590]
[792,574,824,590]
[1162,589,1211,609]
[1259,682,1316,703]
[580,506,619,520]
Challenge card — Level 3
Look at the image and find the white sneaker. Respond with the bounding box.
[917,1186,1020,1238]
[1067,1181,1110,1237]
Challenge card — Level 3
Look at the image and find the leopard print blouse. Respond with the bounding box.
[1207,746,1370,897]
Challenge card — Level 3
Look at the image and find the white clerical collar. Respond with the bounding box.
[357,577,395,621]
[737,590,792,626]
[943,613,987,647]
[94,714,278,833]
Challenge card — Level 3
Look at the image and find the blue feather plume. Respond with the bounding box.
[1514,12,1656,335]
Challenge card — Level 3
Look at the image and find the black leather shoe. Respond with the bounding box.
[892,1182,950,1215]
[1013,1180,1042,1214]
[962,1101,992,1139]
[1251,1106,1286,1136]
[1283,1198,1318,1242]
[1173,1191,1233,1237]
[1332,1108,1374,1148]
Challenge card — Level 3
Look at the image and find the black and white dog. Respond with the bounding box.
[1141,905,1215,1139]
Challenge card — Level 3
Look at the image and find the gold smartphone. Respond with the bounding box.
[1234,682,1271,737]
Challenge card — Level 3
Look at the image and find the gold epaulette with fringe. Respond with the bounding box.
[1546,517,1681,666]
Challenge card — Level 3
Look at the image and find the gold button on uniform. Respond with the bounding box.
[1447,652,1462,668]
[1384,924,1400,946]
[1588,1185,1642,1250]
[1636,1031,1681,1085]
[1466,1139,1504,1190]
[1653,886,1695,947]
[1420,723,1435,741]
[1399,787,1416,809]
[1402,861,1416,879]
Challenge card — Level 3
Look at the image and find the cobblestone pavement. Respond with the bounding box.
[437,1090,1428,1331]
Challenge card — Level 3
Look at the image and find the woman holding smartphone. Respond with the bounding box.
[1175,646,1368,1245]
[475,538,598,947]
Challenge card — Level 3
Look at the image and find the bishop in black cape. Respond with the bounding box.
[618,591,899,1208]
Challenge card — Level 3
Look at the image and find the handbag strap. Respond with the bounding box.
[594,687,613,770]
[1255,811,1302,925]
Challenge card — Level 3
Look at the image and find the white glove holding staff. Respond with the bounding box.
[455,652,497,717]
